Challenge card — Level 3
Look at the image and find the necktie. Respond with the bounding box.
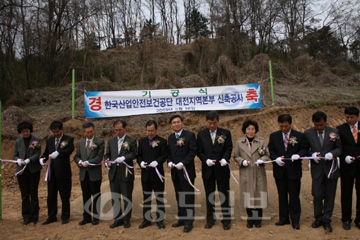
[55,138,60,150]
[353,125,358,143]
[319,132,324,147]
[284,133,289,150]
[118,138,123,154]
[211,132,216,144]
[175,133,179,139]
[86,139,91,157]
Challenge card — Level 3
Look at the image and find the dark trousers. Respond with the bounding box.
[203,171,231,223]
[275,176,301,223]
[81,172,101,221]
[246,208,263,224]
[312,174,338,223]
[341,173,360,223]
[141,180,165,222]
[47,174,72,221]
[17,168,40,221]
[109,167,134,221]
[172,175,195,226]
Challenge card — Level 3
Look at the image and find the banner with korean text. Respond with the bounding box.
[84,84,262,118]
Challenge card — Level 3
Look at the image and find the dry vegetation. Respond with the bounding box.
[1,47,360,239]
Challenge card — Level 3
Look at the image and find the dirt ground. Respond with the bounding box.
[2,102,360,239]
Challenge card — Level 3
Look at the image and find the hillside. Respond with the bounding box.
[1,51,360,239]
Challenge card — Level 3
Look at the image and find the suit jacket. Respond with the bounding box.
[41,134,74,180]
[13,135,42,173]
[168,130,197,181]
[337,122,360,176]
[304,126,341,179]
[104,135,137,182]
[268,129,308,180]
[197,127,232,180]
[74,136,104,182]
[137,135,168,182]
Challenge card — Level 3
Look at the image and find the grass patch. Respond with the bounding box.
[307,100,334,107]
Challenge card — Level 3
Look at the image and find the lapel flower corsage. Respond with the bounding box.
[29,140,41,149]
[90,141,98,150]
[176,138,185,147]
[151,139,160,148]
[217,134,226,145]
[329,132,338,141]
[288,136,298,146]
[60,140,68,149]
[257,146,268,156]
[122,141,131,151]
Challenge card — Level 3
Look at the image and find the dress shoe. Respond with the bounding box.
[255,223,262,228]
[139,220,151,229]
[172,221,185,228]
[205,220,215,229]
[275,220,290,226]
[157,221,165,229]
[79,219,92,225]
[323,222,332,232]
[62,219,69,224]
[92,220,99,225]
[23,219,30,225]
[42,218,57,225]
[342,221,351,230]
[223,222,231,230]
[355,221,360,229]
[110,219,124,228]
[247,222,253,228]
[292,222,300,230]
[311,220,323,228]
[123,220,131,228]
[183,224,193,233]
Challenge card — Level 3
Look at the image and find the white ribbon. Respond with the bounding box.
[182,165,200,191]
[155,167,166,182]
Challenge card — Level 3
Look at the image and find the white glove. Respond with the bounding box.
[39,158,45,166]
[220,159,228,166]
[149,161,158,168]
[24,159,30,165]
[168,162,174,169]
[325,152,333,160]
[312,152,320,163]
[345,155,354,164]
[175,162,184,170]
[275,157,285,166]
[140,161,147,168]
[242,160,249,167]
[78,160,83,167]
[256,159,264,165]
[115,156,125,163]
[82,161,89,167]
[291,154,300,161]
[206,159,215,167]
[50,151,59,159]
[17,159,23,166]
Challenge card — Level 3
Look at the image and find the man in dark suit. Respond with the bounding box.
[137,120,168,229]
[104,120,137,229]
[39,120,74,225]
[197,111,233,230]
[337,106,360,230]
[304,111,341,232]
[167,114,197,233]
[268,114,308,230]
[74,122,104,226]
